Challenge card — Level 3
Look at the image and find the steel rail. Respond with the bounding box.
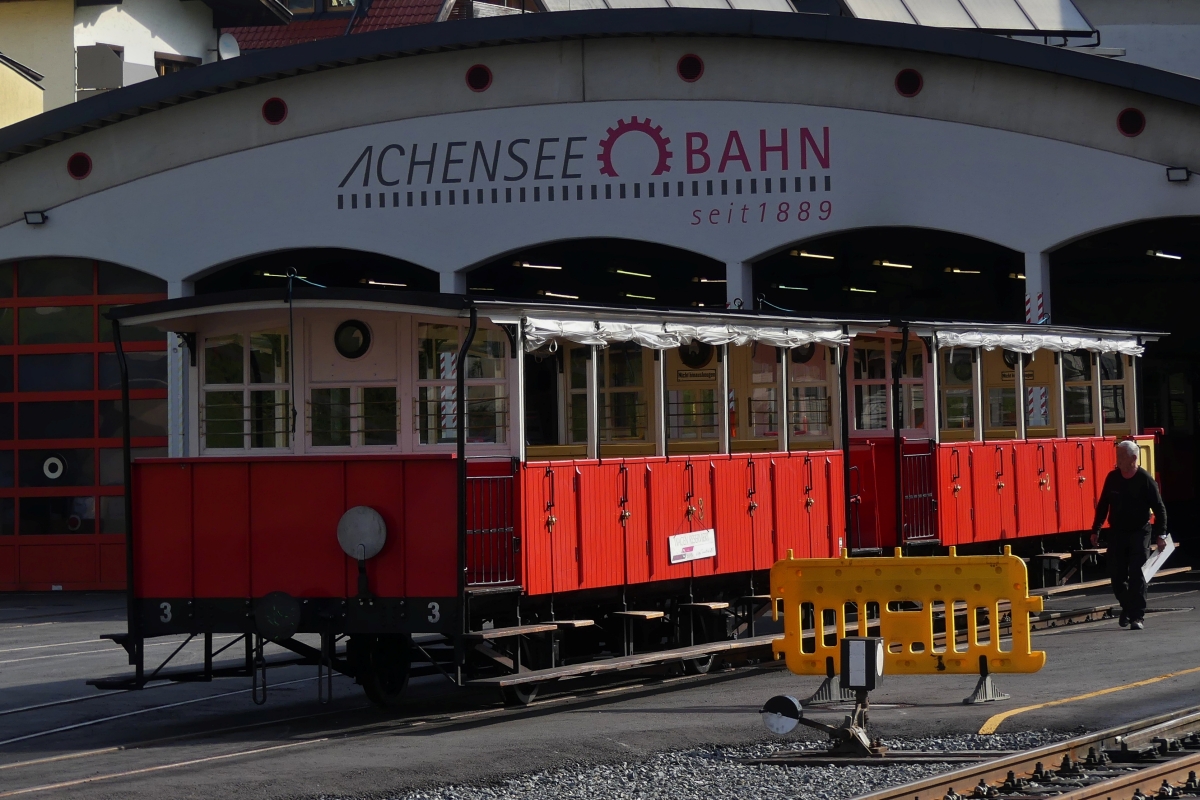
[854,706,1200,800]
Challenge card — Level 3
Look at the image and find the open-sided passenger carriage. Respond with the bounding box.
[93,287,1160,705]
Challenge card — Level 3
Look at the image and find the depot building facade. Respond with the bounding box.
[0,8,1197,590]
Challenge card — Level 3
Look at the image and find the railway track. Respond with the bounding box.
[852,706,1200,800]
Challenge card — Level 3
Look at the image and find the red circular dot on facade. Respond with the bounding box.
[465,65,492,93]
[66,152,92,180]
[262,97,288,125]
[1117,107,1145,137]
[895,68,923,97]
[677,54,704,83]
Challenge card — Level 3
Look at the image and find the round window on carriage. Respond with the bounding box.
[334,320,372,359]
[790,343,817,364]
[678,341,714,369]
[1002,350,1031,369]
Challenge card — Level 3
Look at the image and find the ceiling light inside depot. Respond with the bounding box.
[693,277,726,283]
[791,250,834,260]
[1148,250,1182,260]
[1008,273,1027,280]
[774,284,809,291]
[615,269,651,278]
[623,292,656,300]
[539,290,578,300]
[361,279,407,288]
[848,287,877,293]
[516,261,562,270]
[257,271,308,280]
[950,268,981,274]
[873,260,912,269]
[469,287,494,291]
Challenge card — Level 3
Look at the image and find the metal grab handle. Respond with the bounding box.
[995,445,1005,478]
[950,448,961,482]
[1076,441,1086,472]
[619,464,631,527]
[1037,443,1047,474]
[545,466,557,530]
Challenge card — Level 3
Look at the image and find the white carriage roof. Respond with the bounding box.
[109,289,1162,355]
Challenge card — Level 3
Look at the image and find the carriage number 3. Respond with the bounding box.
[159,602,172,623]
[427,602,440,623]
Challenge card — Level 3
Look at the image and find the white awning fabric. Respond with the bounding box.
[934,330,1143,356]
[523,317,849,352]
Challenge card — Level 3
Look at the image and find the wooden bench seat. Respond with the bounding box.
[461,623,559,642]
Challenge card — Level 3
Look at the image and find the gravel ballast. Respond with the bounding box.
[374,731,1076,800]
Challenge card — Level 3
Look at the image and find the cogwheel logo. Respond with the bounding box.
[597,116,673,178]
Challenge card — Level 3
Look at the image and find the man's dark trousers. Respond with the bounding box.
[1107,528,1151,619]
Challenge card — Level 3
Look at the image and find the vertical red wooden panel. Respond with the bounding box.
[191,462,249,598]
[134,462,193,598]
[803,452,833,558]
[249,462,345,597]
[345,460,407,598]
[1092,438,1117,507]
[969,443,1016,542]
[710,456,753,575]
[520,462,554,596]
[748,454,775,570]
[848,442,885,550]
[1013,442,1046,538]
[576,461,626,589]
[623,458,653,585]
[825,451,847,557]
[402,458,457,597]
[935,445,961,546]
[690,459,718,578]
[548,463,581,594]
[1054,440,1082,532]
[647,459,701,581]
[771,453,809,560]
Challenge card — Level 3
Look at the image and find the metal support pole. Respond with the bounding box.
[655,349,668,456]
[587,345,600,459]
[719,344,731,454]
[1093,352,1105,438]
[456,306,478,685]
[972,347,985,442]
[893,325,909,547]
[1054,352,1066,438]
[111,318,142,684]
[778,347,790,453]
[839,331,852,550]
[929,334,941,444]
[1014,351,1027,440]
[1130,348,1141,436]
[515,321,526,462]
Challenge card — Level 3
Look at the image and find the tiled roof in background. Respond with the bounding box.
[224,0,450,51]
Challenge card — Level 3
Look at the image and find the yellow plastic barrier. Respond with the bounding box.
[771,546,1045,676]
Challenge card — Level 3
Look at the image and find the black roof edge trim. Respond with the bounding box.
[106,286,472,320]
[4,9,1200,164]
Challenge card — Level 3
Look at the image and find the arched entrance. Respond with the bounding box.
[465,239,726,307]
[0,257,168,591]
[753,228,1025,321]
[1051,217,1200,535]
[194,248,439,294]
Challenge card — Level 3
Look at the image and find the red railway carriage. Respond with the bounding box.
[97,288,1160,704]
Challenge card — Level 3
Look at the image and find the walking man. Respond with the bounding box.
[1090,440,1168,631]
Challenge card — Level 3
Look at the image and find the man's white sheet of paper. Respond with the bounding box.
[1142,533,1176,582]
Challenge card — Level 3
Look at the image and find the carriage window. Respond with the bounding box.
[941,350,974,430]
[789,344,830,438]
[745,344,777,439]
[201,330,290,451]
[568,344,647,443]
[1062,350,1094,425]
[852,337,925,432]
[415,323,506,446]
[1100,353,1126,424]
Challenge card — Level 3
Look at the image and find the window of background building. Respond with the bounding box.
[154,53,201,77]
[0,259,167,574]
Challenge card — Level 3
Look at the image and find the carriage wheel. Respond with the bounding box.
[357,634,412,708]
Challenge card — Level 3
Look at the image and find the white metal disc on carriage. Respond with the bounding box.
[217,33,241,60]
[337,506,387,560]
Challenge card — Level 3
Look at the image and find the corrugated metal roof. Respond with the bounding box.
[842,0,1093,34]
